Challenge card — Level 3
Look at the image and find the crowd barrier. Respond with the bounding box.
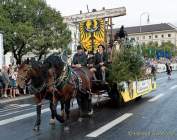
[156,63,177,73]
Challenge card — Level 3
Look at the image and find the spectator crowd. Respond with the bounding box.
[0,65,28,99]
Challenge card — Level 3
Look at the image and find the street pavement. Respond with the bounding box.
[1,72,177,140]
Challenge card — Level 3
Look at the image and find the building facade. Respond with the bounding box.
[67,23,80,55]
[113,23,177,46]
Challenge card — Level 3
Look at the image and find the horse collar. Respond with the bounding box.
[56,65,71,89]
[28,82,46,95]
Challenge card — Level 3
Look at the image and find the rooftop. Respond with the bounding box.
[113,23,177,34]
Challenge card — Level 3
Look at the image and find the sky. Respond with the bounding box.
[46,0,177,28]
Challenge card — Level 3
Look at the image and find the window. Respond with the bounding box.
[131,37,135,41]
[149,36,152,39]
[168,34,171,37]
[130,37,135,41]
[143,36,145,39]
[161,34,164,38]
[136,37,139,40]
[155,35,158,38]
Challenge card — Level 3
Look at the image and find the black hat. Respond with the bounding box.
[77,45,82,50]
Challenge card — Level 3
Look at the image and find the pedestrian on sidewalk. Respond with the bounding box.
[165,63,172,80]
[9,67,18,98]
[0,69,4,97]
[2,66,10,98]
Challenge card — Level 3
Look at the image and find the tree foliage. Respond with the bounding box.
[109,46,145,83]
[0,0,71,64]
[142,41,176,58]
[141,42,158,58]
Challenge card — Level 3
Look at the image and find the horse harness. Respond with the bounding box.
[55,65,83,96]
[20,62,85,100]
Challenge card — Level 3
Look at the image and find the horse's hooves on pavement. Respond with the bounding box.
[49,119,56,125]
[60,118,65,123]
[57,116,65,123]
[33,126,40,132]
[78,117,83,122]
[88,109,94,116]
[64,126,70,131]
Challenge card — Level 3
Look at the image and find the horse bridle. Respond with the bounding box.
[18,65,46,94]
[19,51,69,93]
[18,65,32,85]
[53,52,69,87]
[28,82,46,95]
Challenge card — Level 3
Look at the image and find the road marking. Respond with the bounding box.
[14,104,31,108]
[157,77,164,81]
[0,107,34,117]
[0,107,50,126]
[0,102,78,126]
[0,95,33,104]
[0,104,32,113]
[170,85,177,90]
[148,94,164,102]
[0,106,23,112]
[0,96,109,126]
[86,113,133,138]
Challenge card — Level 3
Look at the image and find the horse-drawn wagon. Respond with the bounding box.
[16,6,156,131]
[16,43,156,131]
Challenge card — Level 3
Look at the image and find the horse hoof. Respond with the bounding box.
[33,126,40,132]
[60,118,65,123]
[88,109,94,116]
[64,126,70,131]
[78,117,83,122]
[49,119,56,125]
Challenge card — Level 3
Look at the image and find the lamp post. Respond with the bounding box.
[139,12,150,54]
[139,12,150,34]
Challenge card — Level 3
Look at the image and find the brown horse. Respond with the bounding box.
[17,54,93,131]
[17,60,65,131]
[43,54,93,130]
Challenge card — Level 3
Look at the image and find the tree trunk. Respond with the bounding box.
[16,57,22,65]
[38,53,43,61]
[38,48,46,61]
[13,52,22,65]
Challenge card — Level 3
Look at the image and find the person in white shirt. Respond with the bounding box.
[10,67,18,98]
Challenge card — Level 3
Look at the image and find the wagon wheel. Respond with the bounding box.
[135,96,142,101]
[108,83,124,107]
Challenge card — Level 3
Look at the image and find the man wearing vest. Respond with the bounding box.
[72,45,87,68]
[95,45,108,83]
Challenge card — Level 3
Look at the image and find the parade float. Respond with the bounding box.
[108,41,156,105]
[64,7,156,106]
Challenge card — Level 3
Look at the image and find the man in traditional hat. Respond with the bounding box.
[72,45,87,68]
[95,44,108,82]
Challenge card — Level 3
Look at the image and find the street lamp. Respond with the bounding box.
[139,12,150,54]
[140,12,150,33]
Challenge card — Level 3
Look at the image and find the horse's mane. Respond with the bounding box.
[20,59,46,88]
[23,59,42,70]
[20,54,64,88]
[43,53,64,75]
